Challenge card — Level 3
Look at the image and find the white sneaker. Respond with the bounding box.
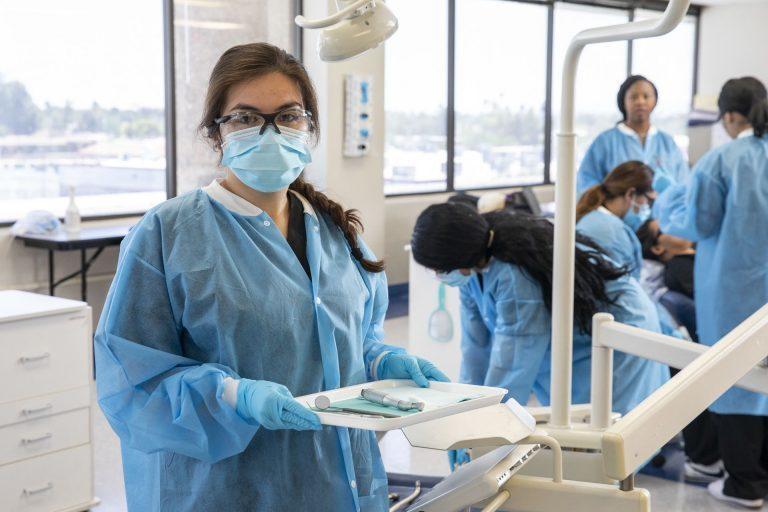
[685,459,725,483]
[708,478,765,509]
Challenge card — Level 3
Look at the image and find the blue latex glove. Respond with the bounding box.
[652,172,674,195]
[235,379,321,431]
[377,352,450,387]
[448,449,471,471]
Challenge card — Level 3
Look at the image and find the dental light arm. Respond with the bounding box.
[550,0,691,429]
[295,0,371,29]
[600,302,768,480]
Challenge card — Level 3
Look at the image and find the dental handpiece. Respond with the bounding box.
[361,388,425,411]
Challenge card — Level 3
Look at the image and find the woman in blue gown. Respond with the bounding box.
[95,43,447,512]
[577,75,688,196]
[410,204,668,415]
[658,76,768,509]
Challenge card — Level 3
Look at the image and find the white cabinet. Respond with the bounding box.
[0,291,99,512]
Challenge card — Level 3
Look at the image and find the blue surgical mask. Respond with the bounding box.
[437,269,473,288]
[623,201,652,231]
[221,126,312,193]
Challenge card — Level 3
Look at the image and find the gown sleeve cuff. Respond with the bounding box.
[222,377,240,408]
[371,351,392,381]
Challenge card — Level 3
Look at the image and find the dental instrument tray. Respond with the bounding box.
[297,380,507,430]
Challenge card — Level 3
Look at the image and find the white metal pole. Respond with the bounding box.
[549,0,690,430]
[590,313,615,430]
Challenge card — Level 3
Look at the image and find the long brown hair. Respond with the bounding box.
[576,160,654,222]
[199,43,384,272]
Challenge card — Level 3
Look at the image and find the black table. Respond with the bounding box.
[16,225,133,302]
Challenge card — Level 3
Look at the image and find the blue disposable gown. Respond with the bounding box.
[458,259,669,415]
[95,189,403,511]
[577,125,689,195]
[657,133,768,416]
[577,209,683,339]
[577,208,642,279]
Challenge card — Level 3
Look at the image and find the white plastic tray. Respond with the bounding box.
[296,379,507,431]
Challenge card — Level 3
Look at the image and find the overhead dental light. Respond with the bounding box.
[295,0,398,62]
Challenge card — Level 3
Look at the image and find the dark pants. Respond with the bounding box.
[669,366,721,465]
[712,413,768,500]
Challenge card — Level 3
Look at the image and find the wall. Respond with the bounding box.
[301,0,387,258]
[698,2,768,96]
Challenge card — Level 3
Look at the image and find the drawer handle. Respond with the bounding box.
[21,433,53,445]
[19,352,51,364]
[21,404,53,416]
[22,482,54,496]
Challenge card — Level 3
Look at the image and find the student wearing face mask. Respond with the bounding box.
[575,161,655,279]
[657,76,768,509]
[94,43,447,512]
[576,75,689,196]
[410,203,668,416]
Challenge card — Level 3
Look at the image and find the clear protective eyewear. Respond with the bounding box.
[213,107,313,136]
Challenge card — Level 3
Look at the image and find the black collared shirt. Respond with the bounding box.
[287,192,311,278]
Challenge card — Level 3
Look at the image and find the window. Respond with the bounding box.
[551,3,629,175]
[384,1,700,196]
[384,0,448,195]
[632,11,697,160]
[0,0,298,223]
[0,0,167,223]
[454,0,548,190]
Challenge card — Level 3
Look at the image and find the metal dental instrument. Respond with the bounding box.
[361,388,425,411]
[310,396,395,418]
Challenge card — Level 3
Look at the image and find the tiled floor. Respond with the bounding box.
[89,316,745,511]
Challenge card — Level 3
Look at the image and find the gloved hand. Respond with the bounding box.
[376,352,450,387]
[235,379,321,431]
[448,449,471,471]
[652,172,674,194]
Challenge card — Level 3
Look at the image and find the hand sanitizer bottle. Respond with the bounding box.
[64,186,81,234]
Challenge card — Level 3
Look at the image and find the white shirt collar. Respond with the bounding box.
[202,179,317,218]
[738,128,755,139]
[598,205,617,218]
[617,122,658,140]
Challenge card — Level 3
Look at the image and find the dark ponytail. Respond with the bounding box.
[290,177,384,273]
[749,98,768,138]
[576,160,654,222]
[411,203,629,334]
[718,76,768,138]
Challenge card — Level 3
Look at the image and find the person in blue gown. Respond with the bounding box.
[657,76,768,508]
[410,203,668,415]
[95,43,447,512]
[576,160,655,279]
[577,75,689,196]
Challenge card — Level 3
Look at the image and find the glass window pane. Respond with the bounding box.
[551,4,630,176]
[0,0,167,222]
[632,10,697,160]
[174,0,295,194]
[384,0,447,195]
[454,0,548,190]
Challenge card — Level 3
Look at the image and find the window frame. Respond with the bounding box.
[385,0,701,198]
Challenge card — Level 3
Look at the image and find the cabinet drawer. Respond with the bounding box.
[0,312,91,404]
[0,408,90,467]
[0,387,90,429]
[0,444,93,512]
